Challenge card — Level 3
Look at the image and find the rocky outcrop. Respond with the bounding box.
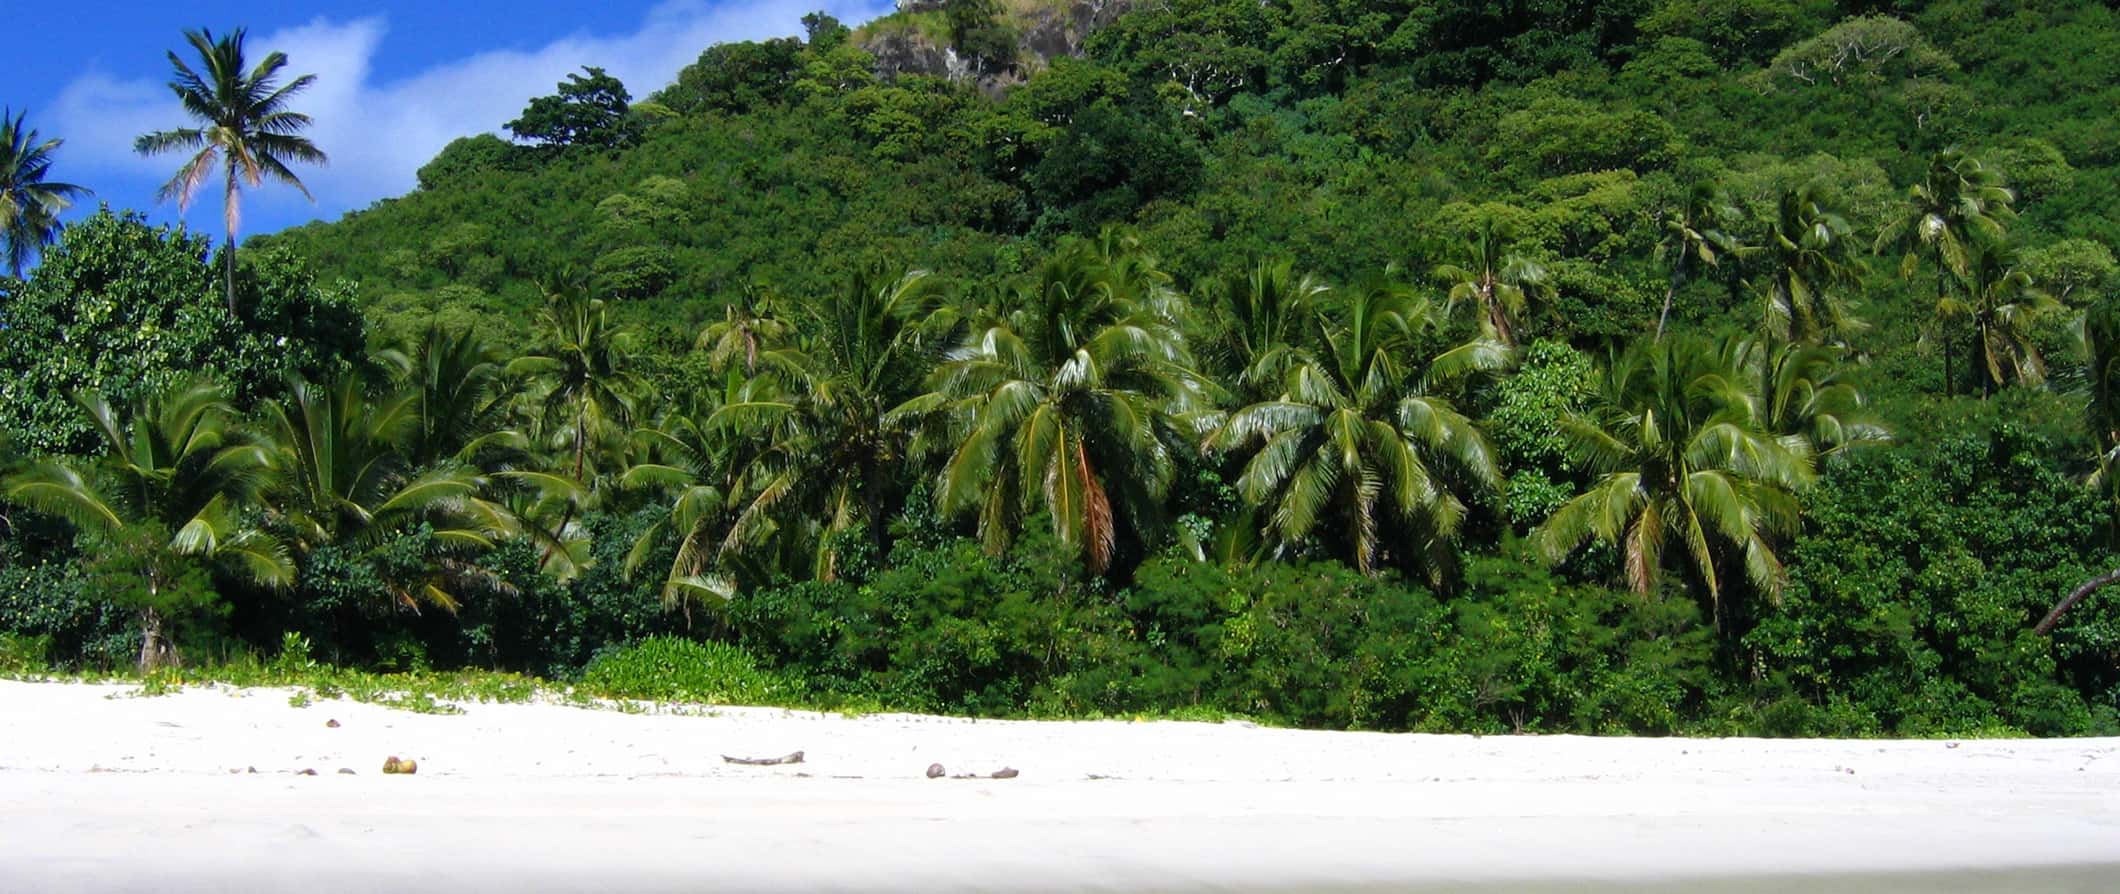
[862,0,1135,95]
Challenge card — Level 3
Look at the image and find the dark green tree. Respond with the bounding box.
[508,66,638,150]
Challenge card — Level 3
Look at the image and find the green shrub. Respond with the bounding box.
[0,632,52,673]
[582,636,790,705]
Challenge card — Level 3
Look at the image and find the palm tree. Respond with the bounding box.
[1731,336,1890,459]
[262,375,517,612]
[1875,149,2016,397]
[373,324,523,468]
[1533,337,1815,627]
[622,400,744,623]
[709,268,951,579]
[1954,241,2057,395]
[1208,278,1504,577]
[0,108,92,278]
[697,283,797,376]
[1753,184,1864,345]
[133,27,327,314]
[5,377,290,669]
[1195,257,1333,403]
[901,233,1209,573]
[511,286,641,481]
[507,286,641,564]
[1654,182,1742,341]
[2078,297,2120,550]
[1435,218,1550,349]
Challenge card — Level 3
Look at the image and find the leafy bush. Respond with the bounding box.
[582,636,790,705]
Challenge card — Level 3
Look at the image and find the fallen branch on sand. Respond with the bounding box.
[722,750,805,766]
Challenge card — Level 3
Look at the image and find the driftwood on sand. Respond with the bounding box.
[722,750,805,766]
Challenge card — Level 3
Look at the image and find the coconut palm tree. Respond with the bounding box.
[1654,182,1743,341]
[372,324,524,468]
[1195,257,1334,403]
[1533,337,1815,626]
[2079,298,2120,546]
[901,233,1209,573]
[5,377,290,669]
[709,268,951,579]
[133,27,327,313]
[1953,241,2057,395]
[1208,278,1504,577]
[1714,335,1890,460]
[1753,184,1864,345]
[620,383,767,622]
[507,285,641,565]
[697,283,797,376]
[1436,218,1550,349]
[0,108,92,278]
[1875,148,2016,397]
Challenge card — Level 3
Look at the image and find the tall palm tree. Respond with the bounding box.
[1208,279,1504,577]
[1533,337,1816,626]
[709,268,951,579]
[510,287,641,483]
[1753,184,1864,345]
[1435,218,1550,349]
[0,108,92,278]
[900,233,1209,573]
[1953,241,2057,395]
[1654,182,1742,341]
[5,377,290,669]
[2080,298,2120,544]
[134,27,327,313]
[1875,148,2015,397]
[622,397,747,623]
[507,286,641,566]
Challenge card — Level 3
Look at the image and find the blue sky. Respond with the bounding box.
[12,0,892,240]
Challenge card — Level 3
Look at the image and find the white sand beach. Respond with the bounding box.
[1,678,2116,892]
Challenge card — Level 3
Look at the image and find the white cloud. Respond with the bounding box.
[51,0,895,232]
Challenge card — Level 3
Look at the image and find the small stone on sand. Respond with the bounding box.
[925,763,945,779]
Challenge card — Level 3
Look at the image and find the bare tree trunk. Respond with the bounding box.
[137,606,176,673]
[2034,567,2120,635]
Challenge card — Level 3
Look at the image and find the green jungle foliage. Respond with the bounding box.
[4,0,2120,737]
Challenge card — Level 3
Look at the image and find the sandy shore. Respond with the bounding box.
[1,679,2116,892]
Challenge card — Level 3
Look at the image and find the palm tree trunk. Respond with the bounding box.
[2035,567,2120,635]
[1975,318,1995,398]
[1937,269,1953,398]
[1656,274,1679,342]
[223,164,238,316]
[539,407,588,569]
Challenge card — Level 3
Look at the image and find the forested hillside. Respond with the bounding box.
[5,0,2120,737]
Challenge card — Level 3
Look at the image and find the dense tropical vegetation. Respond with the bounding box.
[3,0,2119,737]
